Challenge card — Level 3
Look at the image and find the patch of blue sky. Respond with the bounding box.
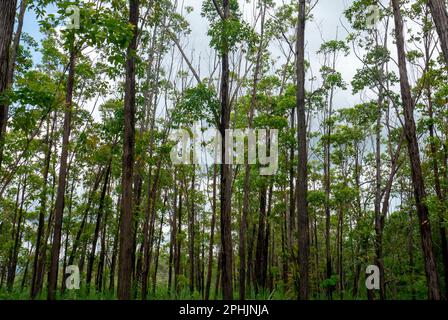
[22,3,57,65]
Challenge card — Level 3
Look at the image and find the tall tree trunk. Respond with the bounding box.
[117,0,139,300]
[373,89,385,300]
[174,191,183,295]
[1,0,27,170]
[255,183,267,292]
[408,192,416,300]
[47,43,76,300]
[30,111,56,299]
[323,64,334,301]
[423,20,448,297]
[0,0,18,166]
[392,0,441,300]
[86,161,112,290]
[428,0,448,66]
[60,177,75,295]
[168,171,178,296]
[188,169,196,294]
[205,165,217,300]
[96,185,110,293]
[109,196,121,293]
[7,174,27,290]
[219,0,234,300]
[239,2,266,300]
[141,162,162,299]
[296,0,309,300]
[152,194,166,294]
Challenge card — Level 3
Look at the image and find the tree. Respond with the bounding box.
[296,0,309,300]
[47,37,76,301]
[117,0,139,300]
[391,0,441,300]
[218,0,234,300]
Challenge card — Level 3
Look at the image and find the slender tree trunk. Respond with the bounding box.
[117,0,139,300]
[373,89,385,300]
[174,192,183,295]
[255,183,267,292]
[296,0,309,300]
[219,0,233,300]
[428,0,448,66]
[47,43,76,300]
[68,167,104,267]
[205,165,217,300]
[141,162,162,299]
[214,249,222,299]
[392,0,441,300]
[408,196,416,300]
[20,246,32,292]
[109,196,121,293]
[152,194,166,294]
[31,111,56,299]
[324,81,333,301]
[168,172,178,295]
[96,184,110,293]
[86,161,112,290]
[239,2,266,300]
[61,177,75,295]
[188,169,196,294]
[7,174,27,290]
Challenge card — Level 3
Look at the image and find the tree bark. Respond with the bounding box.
[219,0,234,300]
[296,0,309,300]
[392,0,441,300]
[47,43,76,300]
[428,0,448,66]
[0,0,18,165]
[205,165,217,300]
[117,0,139,300]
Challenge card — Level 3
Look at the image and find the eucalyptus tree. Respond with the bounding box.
[391,0,441,300]
[295,0,309,300]
[202,0,252,300]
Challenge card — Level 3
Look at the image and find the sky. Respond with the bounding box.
[20,0,371,179]
[21,0,365,110]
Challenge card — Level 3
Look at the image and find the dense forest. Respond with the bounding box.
[0,0,447,301]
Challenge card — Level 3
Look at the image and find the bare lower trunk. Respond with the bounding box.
[205,165,217,300]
